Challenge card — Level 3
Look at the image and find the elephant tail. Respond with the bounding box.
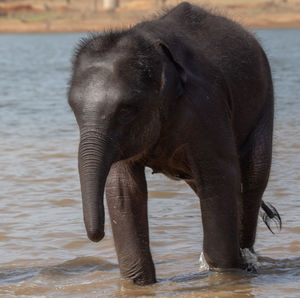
[261,201,282,234]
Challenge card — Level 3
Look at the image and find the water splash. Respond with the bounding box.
[241,248,260,272]
[241,248,258,265]
[199,252,209,272]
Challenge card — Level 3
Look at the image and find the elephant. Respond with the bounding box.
[68,2,280,285]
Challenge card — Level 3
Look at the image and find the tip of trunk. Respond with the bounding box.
[83,204,105,242]
[86,228,105,242]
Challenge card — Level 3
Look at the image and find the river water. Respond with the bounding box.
[0,29,299,297]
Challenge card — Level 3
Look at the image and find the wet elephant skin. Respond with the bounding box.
[68,2,274,285]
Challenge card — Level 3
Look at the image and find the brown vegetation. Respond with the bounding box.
[0,0,300,33]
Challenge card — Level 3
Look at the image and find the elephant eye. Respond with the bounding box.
[118,105,137,124]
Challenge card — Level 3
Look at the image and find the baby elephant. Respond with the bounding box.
[68,2,277,285]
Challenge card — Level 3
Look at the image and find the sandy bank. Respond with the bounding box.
[0,0,300,33]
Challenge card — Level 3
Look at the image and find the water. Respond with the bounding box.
[0,29,299,296]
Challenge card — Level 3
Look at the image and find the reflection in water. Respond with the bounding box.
[0,29,300,296]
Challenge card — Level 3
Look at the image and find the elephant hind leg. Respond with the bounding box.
[239,102,273,250]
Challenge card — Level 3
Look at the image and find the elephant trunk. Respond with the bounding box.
[78,129,114,242]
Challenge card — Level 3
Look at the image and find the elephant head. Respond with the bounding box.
[68,32,187,242]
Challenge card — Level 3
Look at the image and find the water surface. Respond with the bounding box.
[0,29,299,296]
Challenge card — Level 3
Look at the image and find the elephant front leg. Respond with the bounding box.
[190,154,243,270]
[105,161,156,285]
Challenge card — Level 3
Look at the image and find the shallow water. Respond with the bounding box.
[0,29,299,297]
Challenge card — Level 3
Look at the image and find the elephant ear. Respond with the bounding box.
[158,39,233,118]
[158,42,187,99]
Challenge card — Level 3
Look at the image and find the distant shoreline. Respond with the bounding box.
[1,18,300,34]
[1,0,300,34]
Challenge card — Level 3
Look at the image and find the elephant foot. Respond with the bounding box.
[199,248,259,273]
[132,275,156,286]
[199,252,241,272]
[121,264,157,286]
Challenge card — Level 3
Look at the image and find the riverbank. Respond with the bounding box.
[1,0,300,33]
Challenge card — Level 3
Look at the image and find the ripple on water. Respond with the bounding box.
[49,199,78,207]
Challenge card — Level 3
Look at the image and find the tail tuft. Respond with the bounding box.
[261,201,282,234]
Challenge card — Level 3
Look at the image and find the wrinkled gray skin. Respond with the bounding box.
[68,2,274,285]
